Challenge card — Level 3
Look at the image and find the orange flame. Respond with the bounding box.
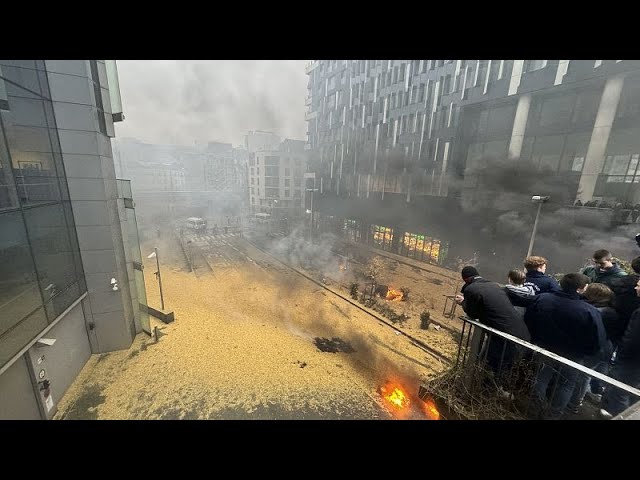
[422,398,441,420]
[385,288,403,301]
[381,385,410,410]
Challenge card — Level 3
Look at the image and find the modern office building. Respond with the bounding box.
[248,138,307,217]
[306,60,640,268]
[0,60,149,419]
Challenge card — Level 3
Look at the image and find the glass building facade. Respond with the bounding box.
[0,61,87,368]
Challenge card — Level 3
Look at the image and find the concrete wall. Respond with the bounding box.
[47,60,136,352]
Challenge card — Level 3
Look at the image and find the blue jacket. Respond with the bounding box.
[617,307,640,365]
[525,270,561,295]
[525,290,606,361]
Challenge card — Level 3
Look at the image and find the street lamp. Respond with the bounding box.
[306,188,319,241]
[148,247,165,311]
[527,195,550,258]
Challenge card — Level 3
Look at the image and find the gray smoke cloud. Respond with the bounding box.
[114,60,308,145]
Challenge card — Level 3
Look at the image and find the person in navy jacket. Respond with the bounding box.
[524,256,561,294]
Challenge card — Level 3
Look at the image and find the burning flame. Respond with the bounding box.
[385,288,403,301]
[422,398,441,420]
[381,385,410,410]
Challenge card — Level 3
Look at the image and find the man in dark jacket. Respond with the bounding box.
[609,256,640,345]
[525,273,607,419]
[601,277,640,418]
[524,256,561,294]
[581,249,627,289]
[455,266,530,389]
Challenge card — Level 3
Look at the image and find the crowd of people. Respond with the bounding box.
[454,249,640,420]
[573,200,640,223]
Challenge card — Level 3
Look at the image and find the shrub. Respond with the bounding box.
[420,311,431,330]
[350,283,359,299]
[400,287,410,301]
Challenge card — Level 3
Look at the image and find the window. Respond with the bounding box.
[418,83,426,103]
[442,75,451,95]
[475,60,488,87]
[400,64,406,82]
[450,104,459,127]
[525,60,547,72]
[571,157,585,172]
[285,189,290,197]
[265,177,278,187]
[284,178,290,187]
[265,166,279,177]
[440,106,449,129]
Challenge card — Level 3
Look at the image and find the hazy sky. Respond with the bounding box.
[114,60,308,147]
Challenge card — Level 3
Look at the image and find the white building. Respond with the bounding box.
[248,139,307,216]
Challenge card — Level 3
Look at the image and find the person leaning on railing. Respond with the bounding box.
[524,273,607,420]
[455,266,531,390]
[601,276,640,418]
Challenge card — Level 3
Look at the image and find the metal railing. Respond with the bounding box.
[420,316,640,420]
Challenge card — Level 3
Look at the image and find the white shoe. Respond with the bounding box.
[599,409,613,419]
[585,392,603,404]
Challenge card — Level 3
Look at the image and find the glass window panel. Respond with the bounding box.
[44,281,80,322]
[567,156,583,172]
[0,307,47,370]
[5,97,47,127]
[23,204,79,307]
[628,154,639,175]
[0,67,41,97]
[610,155,630,175]
[0,211,41,338]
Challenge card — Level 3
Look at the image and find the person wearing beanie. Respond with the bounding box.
[455,266,531,390]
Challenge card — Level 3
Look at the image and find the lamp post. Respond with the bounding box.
[306,188,319,242]
[527,195,550,258]
[148,247,165,310]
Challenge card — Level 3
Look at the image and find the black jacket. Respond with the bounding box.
[610,274,640,343]
[617,307,640,365]
[525,270,561,295]
[461,277,531,341]
[525,291,606,361]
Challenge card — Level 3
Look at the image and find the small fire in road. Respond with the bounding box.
[385,288,403,301]
[380,384,410,410]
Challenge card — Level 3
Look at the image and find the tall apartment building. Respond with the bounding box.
[306,60,640,268]
[0,60,149,419]
[248,138,307,217]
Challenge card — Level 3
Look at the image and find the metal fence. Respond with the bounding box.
[420,316,640,420]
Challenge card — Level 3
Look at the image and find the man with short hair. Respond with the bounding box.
[581,249,627,289]
[524,256,561,294]
[525,273,606,419]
